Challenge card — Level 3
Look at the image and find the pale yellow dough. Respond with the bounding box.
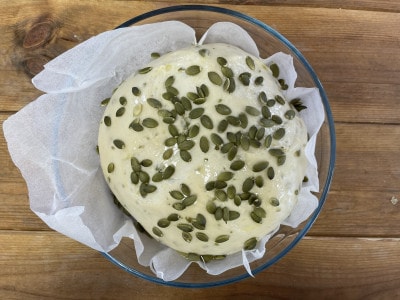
[98,43,308,256]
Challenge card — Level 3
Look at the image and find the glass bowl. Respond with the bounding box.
[102,4,336,288]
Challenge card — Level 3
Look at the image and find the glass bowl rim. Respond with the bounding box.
[102,4,336,288]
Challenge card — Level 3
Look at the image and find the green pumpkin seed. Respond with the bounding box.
[157,218,170,228]
[163,165,175,179]
[131,87,141,96]
[152,172,163,182]
[275,95,285,105]
[201,115,213,129]
[138,66,152,74]
[239,72,251,86]
[200,84,209,97]
[253,161,269,172]
[269,63,279,78]
[221,142,234,154]
[239,113,248,129]
[164,137,177,147]
[167,124,178,137]
[242,177,255,193]
[215,235,229,243]
[215,189,228,201]
[243,237,257,250]
[250,211,262,224]
[272,115,283,125]
[223,78,230,91]
[177,134,186,144]
[198,48,208,57]
[230,160,245,171]
[245,56,255,70]
[164,75,175,87]
[193,97,206,105]
[226,116,240,127]
[234,195,242,206]
[196,213,206,226]
[250,139,261,148]
[151,52,160,58]
[255,175,264,187]
[214,207,223,220]
[229,210,240,220]
[170,190,184,200]
[116,107,125,117]
[167,213,180,221]
[130,157,141,172]
[167,86,179,96]
[256,127,265,140]
[206,201,217,214]
[205,181,215,191]
[222,206,229,222]
[227,145,238,161]
[221,66,234,78]
[270,197,280,206]
[217,171,234,181]
[248,126,257,139]
[266,99,275,107]
[217,56,227,66]
[199,136,209,153]
[186,92,199,101]
[189,107,204,119]
[215,180,227,189]
[277,155,286,166]
[262,106,271,119]
[279,78,288,90]
[182,232,192,243]
[141,159,152,167]
[273,128,285,140]
[147,98,162,109]
[208,71,223,86]
[196,232,209,242]
[267,166,275,180]
[152,226,163,237]
[139,171,150,183]
[101,98,110,106]
[180,150,192,162]
[104,116,111,127]
[217,119,229,133]
[180,183,191,196]
[239,192,251,200]
[258,91,268,104]
[187,125,199,138]
[240,135,250,151]
[227,185,236,199]
[210,133,224,147]
[254,207,266,218]
[142,118,159,128]
[254,76,264,85]
[119,96,127,106]
[285,109,296,120]
[130,172,139,184]
[177,223,194,232]
[259,118,275,128]
[162,92,174,101]
[107,163,114,173]
[245,106,260,116]
[173,102,185,115]
[269,148,285,157]
[264,135,272,148]
[182,195,197,207]
[215,104,232,115]
[178,140,195,151]
[173,202,186,211]
[158,109,172,118]
[185,65,201,76]
[227,77,236,93]
[180,97,192,111]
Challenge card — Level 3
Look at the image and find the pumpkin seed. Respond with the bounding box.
[239,192,251,200]
[210,133,224,147]
[173,202,186,211]
[138,66,152,74]
[177,223,194,232]
[230,160,245,171]
[182,195,197,207]
[227,145,238,161]
[146,98,161,109]
[269,148,285,157]
[180,150,192,162]
[242,177,255,193]
[277,155,286,166]
[130,157,141,172]
[152,226,163,237]
[104,116,111,126]
[151,52,160,58]
[223,78,230,91]
[264,135,272,148]
[227,185,236,199]
[206,201,217,214]
[279,79,288,90]
[269,63,279,78]
[248,126,257,139]
[255,175,264,187]
[164,75,175,87]
[239,113,248,129]
[182,232,192,242]
[170,190,184,200]
[254,207,266,218]
[229,210,240,220]
[245,56,255,70]
[243,237,257,250]
[141,159,152,167]
[189,107,204,119]
[167,86,179,96]
[116,107,125,117]
[245,106,260,116]
[101,98,110,106]
[193,97,206,105]
[215,235,230,243]
[259,118,275,128]
[163,165,175,179]
[164,137,177,147]
[167,213,180,221]
[285,109,296,120]
[214,207,223,220]
[272,115,283,125]
[132,87,141,97]
[226,116,240,127]
[222,206,230,222]
[262,106,271,119]
[118,96,127,106]
[130,172,139,184]
[258,91,268,104]
[152,172,163,182]
[215,104,232,115]
[217,171,234,181]
[217,119,228,133]
[185,65,201,76]
[107,163,114,173]
[275,95,285,105]
[234,195,242,206]
[173,102,184,115]
[253,161,269,172]
[167,124,178,137]
[157,218,170,228]
[217,56,227,66]
[180,97,191,111]
[196,232,209,242]
[143,184,157,194]
[186,92,199,101]
[256,127,265,140]
[142,118,159,128]
[273,128,285,140]
[205,181,215,191]
[221,66,234,78]
[250,139,261,148]
[208,71,223,86]
[139,171,150,183]
[199,136,209,153]
[180,183,191,196]
[240,135,250,151]
[200,84,209,97]
[270,197,280,206]
[178,140,195,151]
[239,72,251,86]
[201,115,213,129]
[267,166,275,180]
[266,99,275,107]
[215,189,228,201]
[254,76,264,85]
[198,48,208,57]
[221,142,234,154]
[227,77,236,93]
[215,180,228,189]
[250,211,262,223]
[196,213,206,226]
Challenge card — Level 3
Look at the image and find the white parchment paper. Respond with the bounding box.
[3,21,324,281]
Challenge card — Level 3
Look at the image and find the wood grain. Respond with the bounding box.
[1,0,399,299]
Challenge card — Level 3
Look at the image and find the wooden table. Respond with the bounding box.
[1,1,399,299]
